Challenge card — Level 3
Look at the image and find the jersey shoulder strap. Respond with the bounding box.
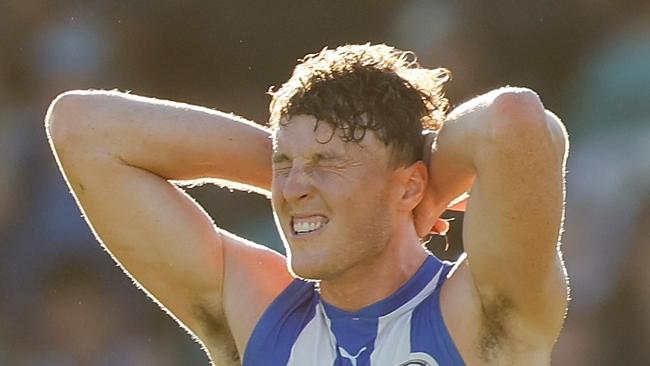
[243,278,319,365]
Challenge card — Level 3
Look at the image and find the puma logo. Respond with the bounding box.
[339,346,367,366]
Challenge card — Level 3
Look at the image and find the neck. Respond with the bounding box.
[319,226,428,312]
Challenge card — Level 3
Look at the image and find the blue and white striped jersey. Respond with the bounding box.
[243,255,466,366]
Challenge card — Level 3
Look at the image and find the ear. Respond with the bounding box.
[394,160,428,212]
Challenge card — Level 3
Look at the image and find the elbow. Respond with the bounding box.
[45,90,96,148]
[490,87,546,131]
[487,88,564,147]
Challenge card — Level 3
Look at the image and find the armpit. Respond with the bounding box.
[477,294,514,362]
[193,304,241,365]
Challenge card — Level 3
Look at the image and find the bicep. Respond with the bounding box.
[58,150,293,349]
[220,231,294,350]
[463,94,568,325]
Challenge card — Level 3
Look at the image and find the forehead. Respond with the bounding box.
[273,115,385,157]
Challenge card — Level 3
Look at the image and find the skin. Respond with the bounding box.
[271,116,430,310]
[45,86,568,365]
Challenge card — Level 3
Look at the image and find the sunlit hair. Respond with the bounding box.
[268,43,450,166]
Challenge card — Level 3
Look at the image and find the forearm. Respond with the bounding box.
[46,90,272,193]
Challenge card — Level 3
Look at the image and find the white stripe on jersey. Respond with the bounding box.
[287,303,337,365]
[370,267,444,366]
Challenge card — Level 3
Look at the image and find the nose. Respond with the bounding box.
[282,164,313,204]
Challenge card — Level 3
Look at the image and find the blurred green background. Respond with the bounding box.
[1,1,649,364]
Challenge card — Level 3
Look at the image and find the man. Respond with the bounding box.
[45,44,569,365]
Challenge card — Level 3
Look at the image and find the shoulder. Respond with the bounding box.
[439,256,483,363]
[242,278,321,366]
[218,231,295,357]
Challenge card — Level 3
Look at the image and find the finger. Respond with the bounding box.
[432,218,450,235]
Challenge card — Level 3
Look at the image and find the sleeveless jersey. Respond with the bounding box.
[243,255,466,366]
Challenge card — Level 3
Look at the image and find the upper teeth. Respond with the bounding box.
[293,220,324,234]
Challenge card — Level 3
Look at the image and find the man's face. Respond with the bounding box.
[271,115,400,280]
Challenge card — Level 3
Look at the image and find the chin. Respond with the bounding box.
[288,256,326,280]
[288,252,341,281]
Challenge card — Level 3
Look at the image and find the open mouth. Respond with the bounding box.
[291,215,329,236]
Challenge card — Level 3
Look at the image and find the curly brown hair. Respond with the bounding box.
[268,43,450,167]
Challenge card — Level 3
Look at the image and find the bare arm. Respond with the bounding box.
[48,90,273,190]
[424,87,569,338]
[45,90,292,356]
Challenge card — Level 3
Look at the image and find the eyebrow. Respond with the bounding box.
[271,149,342,165]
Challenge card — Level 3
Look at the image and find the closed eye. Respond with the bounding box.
[272,153,290,165]
[312,151,342,165]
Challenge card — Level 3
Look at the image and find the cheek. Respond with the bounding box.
[270,178,285,207]
[337,188,391,234]
[361,184,393,226]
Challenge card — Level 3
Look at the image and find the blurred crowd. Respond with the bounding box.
[1,1,648,365]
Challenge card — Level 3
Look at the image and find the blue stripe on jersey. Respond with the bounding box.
[242,279,318,366]
[410,265,466,365]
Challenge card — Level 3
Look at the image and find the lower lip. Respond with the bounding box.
[291,222,328,239]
